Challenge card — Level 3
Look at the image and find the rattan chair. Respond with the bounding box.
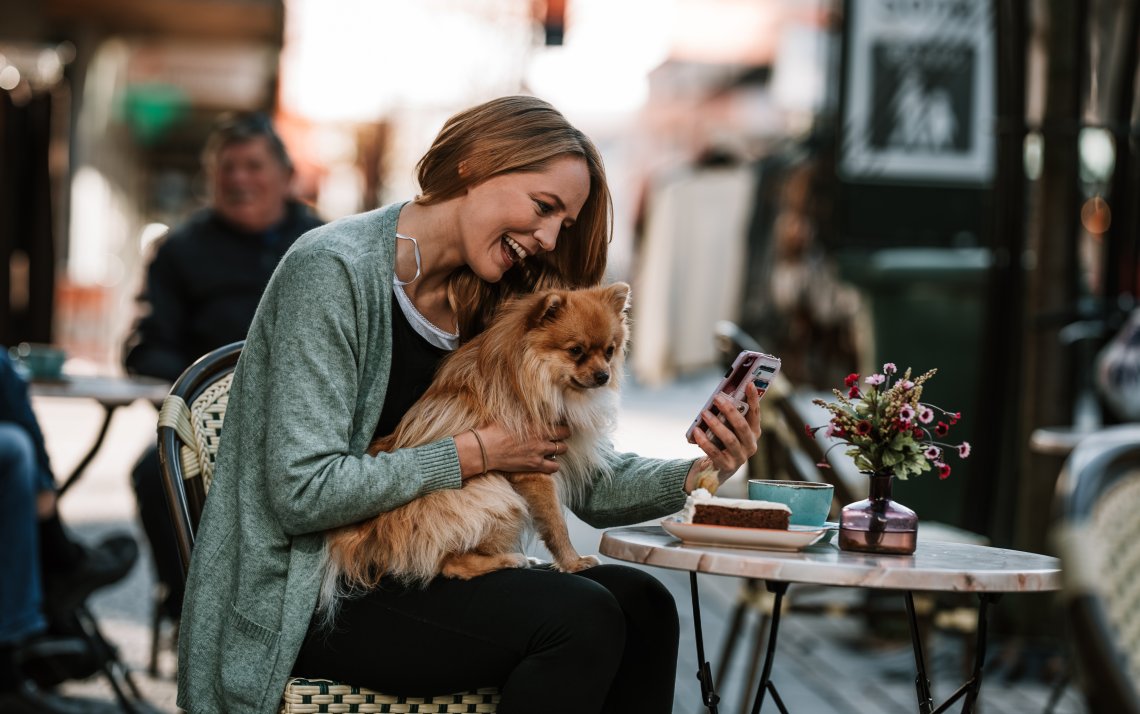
[1053,424,1140,714]
[157,341,501,714]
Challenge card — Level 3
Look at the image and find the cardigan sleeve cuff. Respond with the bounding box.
[414,437,464,495]
[651,458,696,514]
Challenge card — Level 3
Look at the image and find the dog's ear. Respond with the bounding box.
[529,291,564,327]
[604,282,631,316]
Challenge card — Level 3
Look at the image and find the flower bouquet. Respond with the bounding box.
[807,363,970,481]
[806,363,969,554]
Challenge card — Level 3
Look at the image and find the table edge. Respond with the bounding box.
[599,527,1063,594]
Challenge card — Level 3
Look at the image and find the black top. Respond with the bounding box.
[373,297,451,441]
[122,201,324,381]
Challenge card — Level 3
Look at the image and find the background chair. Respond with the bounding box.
[156,341,500,714]
[1053,424,1140,714]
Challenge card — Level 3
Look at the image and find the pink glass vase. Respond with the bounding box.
[837,471,918,555]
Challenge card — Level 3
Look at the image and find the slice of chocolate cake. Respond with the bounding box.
[681,489,791,530]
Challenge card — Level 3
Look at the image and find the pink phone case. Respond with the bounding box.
[685,350,781,447]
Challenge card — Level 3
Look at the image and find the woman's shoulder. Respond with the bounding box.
[289,201,406,262]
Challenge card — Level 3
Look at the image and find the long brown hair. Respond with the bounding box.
[414,95,612,340]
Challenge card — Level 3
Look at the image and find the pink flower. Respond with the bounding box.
[826,422,844,438]
[898,404,916,421]
[924,446,941,460]
[901,380,915,391]
[938,462,952,480]
[844,373,860,387]
[918,406,934,424]
[883,362,897,374]
[865,374,886,387]
[958,442,971,458]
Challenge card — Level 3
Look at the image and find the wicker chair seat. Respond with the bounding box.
[280,678,501,714]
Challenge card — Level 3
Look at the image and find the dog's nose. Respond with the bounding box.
[594,371,609,385]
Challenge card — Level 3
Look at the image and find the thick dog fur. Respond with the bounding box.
[319,282,631,614]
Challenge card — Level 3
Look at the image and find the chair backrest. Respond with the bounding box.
[1053,424,1140,714]
[156,341,243,580]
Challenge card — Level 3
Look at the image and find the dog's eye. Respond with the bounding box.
[568,346,584,359]
[605,346,615,360]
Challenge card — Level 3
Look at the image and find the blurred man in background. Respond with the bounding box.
[122,111,322,624]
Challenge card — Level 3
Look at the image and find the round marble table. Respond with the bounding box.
[599,525,1061,593]
[600,525,1062,714]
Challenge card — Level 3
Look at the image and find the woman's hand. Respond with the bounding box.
[684,381,762,492]
[457,424,572,480]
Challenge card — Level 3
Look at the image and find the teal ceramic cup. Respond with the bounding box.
[747,480,834,527]
[8,342,66,381]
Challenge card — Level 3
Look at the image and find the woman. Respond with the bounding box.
[177,96,761,714]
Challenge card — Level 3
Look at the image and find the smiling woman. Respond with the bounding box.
[407,96,612,337]
[176,95,763,714]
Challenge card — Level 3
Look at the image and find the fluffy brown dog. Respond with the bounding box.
[319,282,631,610]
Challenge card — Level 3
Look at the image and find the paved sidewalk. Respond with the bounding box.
[31,370,1085,713]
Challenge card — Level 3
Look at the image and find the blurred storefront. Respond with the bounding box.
[1,0,286,368]
[3,0,1139,566]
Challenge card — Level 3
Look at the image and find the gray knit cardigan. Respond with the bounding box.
[175,201,694,713]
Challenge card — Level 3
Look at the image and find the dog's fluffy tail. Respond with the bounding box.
[316,549,347,628]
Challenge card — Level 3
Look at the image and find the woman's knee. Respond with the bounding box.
[535,574,627,653]
[580,565,678,632]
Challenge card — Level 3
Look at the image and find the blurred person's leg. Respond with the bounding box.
[0,424,140,713]
[0,422,89,707]
[0,423,48,657]
[132,444,183,618]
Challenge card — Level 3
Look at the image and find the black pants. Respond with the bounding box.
[131,445,183,618]
[293,563,679,714]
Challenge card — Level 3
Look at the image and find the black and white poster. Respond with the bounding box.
[840,0,994,183]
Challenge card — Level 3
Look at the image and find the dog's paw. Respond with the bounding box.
[556,554,601,573]
[442,552,529,579]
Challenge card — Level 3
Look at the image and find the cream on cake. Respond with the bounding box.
[680,488,791,530]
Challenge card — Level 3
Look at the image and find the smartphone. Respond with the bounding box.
[685,350,781,447]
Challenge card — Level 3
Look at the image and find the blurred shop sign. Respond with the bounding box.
[126,42,275,110]
[839,0,994,184]
[45,0,282,43]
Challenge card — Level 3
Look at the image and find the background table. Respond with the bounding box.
[31,374,170,494]
[600,525,1062,714]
